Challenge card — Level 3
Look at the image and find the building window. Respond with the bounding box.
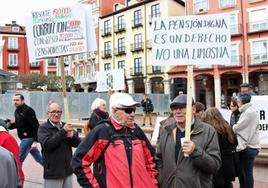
[151,3,160,18]
[75,65,80,80]
[8,37,18,49]
[134,57,142,74]
[134,34,142,48]
[231,44,239,65]
[134,9,142,26]
[230,13,238,35]
[118,60,125,69]
[11,26,19,32]
[104,41,111,55]
[47,58,57,66]
[8,54,18,66]
[90,62,96,80]
[153,66,161,73]
[83,64,88,79]
[193,0,208,13]
[104,20,111,34]
[220,0,235,9]
[115,4,119,11]
[249,8,268,32]
[117,15,124,30]
[118,38,125,53]
[104,63,111,70]
[252,40,268,64]
[127,0,131,6]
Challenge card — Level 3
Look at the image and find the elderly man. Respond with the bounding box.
[240,83,256,95]
[156,94,221,188]
[38,101,81,188]
[72,92,158,188]
[233,93,260,188]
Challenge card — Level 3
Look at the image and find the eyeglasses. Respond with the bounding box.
[117,108,136,114]
[48,111,63,115]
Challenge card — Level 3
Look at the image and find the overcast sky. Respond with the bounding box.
[0,0,79,26]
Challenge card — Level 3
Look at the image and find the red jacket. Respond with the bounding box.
[72,119,158,188]
[0,131,24,185]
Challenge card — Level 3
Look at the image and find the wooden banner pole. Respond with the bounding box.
[185,65,194,142]
[59,56,70,121]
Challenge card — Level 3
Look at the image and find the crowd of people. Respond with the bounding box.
[0,83,261,188]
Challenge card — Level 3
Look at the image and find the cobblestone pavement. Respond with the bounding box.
[10,114,268,188]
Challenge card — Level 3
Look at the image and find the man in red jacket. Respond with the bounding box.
[0,122,24,185]
[72,92,158,188]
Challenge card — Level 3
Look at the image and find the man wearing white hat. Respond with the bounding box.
[72,92,158,188]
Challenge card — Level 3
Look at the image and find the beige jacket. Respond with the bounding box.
[233,103,260,151]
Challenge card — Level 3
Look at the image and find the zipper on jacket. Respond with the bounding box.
[123,128,133,188]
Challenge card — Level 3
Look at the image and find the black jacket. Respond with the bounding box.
[38,120,81,179]
[9,104,39,141]
[141,98,154,112]
[213,134,237,187]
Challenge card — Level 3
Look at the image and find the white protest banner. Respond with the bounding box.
[25,5,97,62]
[96,69,125,92]
[251,96,268,144]
[152,14,231,66]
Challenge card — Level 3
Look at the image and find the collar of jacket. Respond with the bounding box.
[0,126,7,132]
[239,103,252,113]
[46,119,64,129]
[17,103,26,111]
[165,118,204,136]
[111,117,135,130]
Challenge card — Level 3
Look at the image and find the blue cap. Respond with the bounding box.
[170,94,195,108]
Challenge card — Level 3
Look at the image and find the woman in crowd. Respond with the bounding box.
[84,98,109,134]
[202,107,237,188]
[230,96,240,127]
[195,101,205,119]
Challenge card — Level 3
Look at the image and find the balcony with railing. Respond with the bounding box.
[7,46,19,51]
[249,53,268,65]
[146,40,152,49]
[130,67,143,76]
[101,27,112,37]
[8,62,19,68]
[247,19,268,34]
[132,19,143,28]
[30,61,40,67]
[131,42,144,52]
[101,50,112,59]
[114,46,126,56]
[114,23,126,33]
[248,0,265,3]
[193,1,208,14]
[194,64,212,69]
[220,55,242,68]
[147,65,164,74]
[230,24,242,36]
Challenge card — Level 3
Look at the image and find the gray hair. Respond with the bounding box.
[46,100,61,112]
[91,98,106,111]
[237,93,251,105]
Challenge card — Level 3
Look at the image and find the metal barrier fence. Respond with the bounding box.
[0,91,171,120]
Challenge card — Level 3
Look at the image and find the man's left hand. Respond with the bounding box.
[182,140,195,155]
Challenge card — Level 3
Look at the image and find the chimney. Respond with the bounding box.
[12,21,16,25]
